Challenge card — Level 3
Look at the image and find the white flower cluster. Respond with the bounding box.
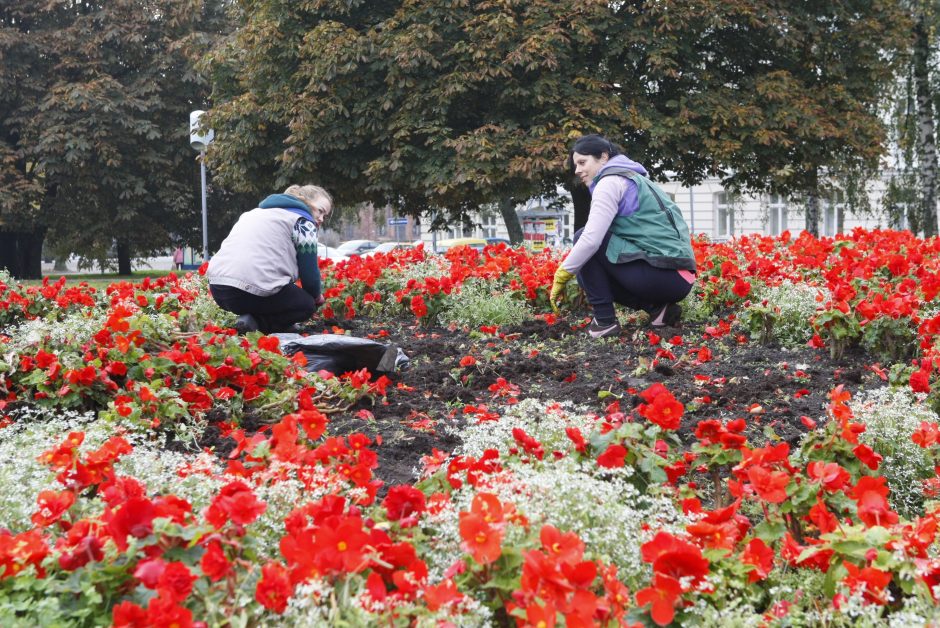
[679,286,713,323]
[455,397,600,457]
[426,398,688,589]
[247,470,314,557]
[748,282,827,347]
[0,407,108,531]
[853,387,938,519]
[7,306,110,354]
[115,445,225,513]
[887,596,940,626]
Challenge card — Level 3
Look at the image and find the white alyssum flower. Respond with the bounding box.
[0,407,104,531]
[423,397,689,590]
[7,307,110,354]
[454,397,601,457]
[746,282,828,347]
[853,387,937,518]
[438,278,531,329]
[115,446,226,513]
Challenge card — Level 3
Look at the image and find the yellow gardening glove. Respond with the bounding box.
[550,267,575,313]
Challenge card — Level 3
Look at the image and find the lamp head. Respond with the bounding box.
[190,110,214,151]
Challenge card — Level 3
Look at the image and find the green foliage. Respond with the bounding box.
[203,0,626,225]
[742,302,777,345]
[0,1,231,271]
[813,307,862,360]
[674,287,711,323]
[203,0,908,229]
[860,315,918,364]
[439,279,530,329]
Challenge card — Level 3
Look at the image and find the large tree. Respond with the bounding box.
[206,0,907,239]
[0,4,61,278]
[599,1,908,237]
[0,0,228,278]
[204,0,629,242]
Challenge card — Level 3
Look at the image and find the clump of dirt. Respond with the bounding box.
[204,312,886,494]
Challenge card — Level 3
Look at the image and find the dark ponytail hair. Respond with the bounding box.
[567,134,622,170]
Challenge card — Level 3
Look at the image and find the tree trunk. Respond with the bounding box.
[0,229,46,279]
[804,169,820,237]
[116,241,133,275]
[569,181,591,232]
[915,12,939,237]
[837,204,844,235]
[497,196,524,245]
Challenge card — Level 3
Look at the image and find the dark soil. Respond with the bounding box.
[274,311,886,495]
[180,310,884,496]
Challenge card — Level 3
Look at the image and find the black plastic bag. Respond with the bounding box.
[272,333,409,375]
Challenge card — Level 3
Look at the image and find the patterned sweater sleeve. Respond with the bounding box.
[292,217,322,300]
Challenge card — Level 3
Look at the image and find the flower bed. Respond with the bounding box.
[0,229,938,626]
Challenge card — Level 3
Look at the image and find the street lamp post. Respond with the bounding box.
[189,111,214,263]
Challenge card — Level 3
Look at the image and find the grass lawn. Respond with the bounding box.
[21,270,175,290]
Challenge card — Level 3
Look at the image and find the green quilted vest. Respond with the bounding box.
[598,168,696,271]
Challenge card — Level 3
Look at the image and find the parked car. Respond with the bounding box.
[485,237,512,247]
[334,239,381,258]
[363,242,416,256]
[316,242,348,261]
[432,237,487,254]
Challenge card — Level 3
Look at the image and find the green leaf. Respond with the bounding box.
[753,518,787,543]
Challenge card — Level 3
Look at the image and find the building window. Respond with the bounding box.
[412,221,421,239]
[715,193,735,238]
[823,190,844,236]
[377,221,387,238]
[481,215,498,239]
[766,194,787,235]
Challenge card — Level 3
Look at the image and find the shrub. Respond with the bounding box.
[438,279,530,329]
[860,315,917,363]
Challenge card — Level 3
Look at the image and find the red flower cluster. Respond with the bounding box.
[637,383,684,431]
[635,532,710,625]
[459,493,505,565]
[508,524,634,626]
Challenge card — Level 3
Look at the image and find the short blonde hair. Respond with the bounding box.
[284,184,332,213]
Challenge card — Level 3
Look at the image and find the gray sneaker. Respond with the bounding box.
[587,318,621,339]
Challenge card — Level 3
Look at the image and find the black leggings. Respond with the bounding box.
[573,229,693,320]
[209,283,317,333]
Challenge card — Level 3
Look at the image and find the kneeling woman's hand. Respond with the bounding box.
[550,267,575,313]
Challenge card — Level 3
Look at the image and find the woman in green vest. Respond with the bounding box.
[550,134,696,338]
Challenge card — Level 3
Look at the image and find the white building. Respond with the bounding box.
[421,173,919,249]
